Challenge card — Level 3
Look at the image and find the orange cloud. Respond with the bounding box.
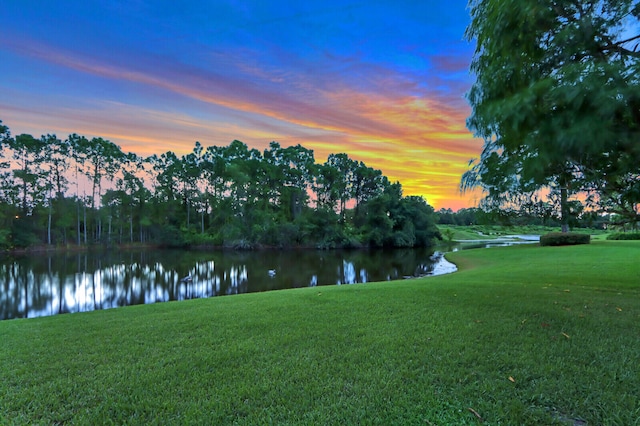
[2,38,483,209]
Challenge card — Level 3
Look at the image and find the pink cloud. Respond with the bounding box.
[1,36,482,209]
[429,54,471,73]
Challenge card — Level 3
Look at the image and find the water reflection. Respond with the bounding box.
[447,235,540,252]
[0,248,454,320]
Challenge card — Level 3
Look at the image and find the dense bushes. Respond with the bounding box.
[607,232,640,240]
[540,232,590,246]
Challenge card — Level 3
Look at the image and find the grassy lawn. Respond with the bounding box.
[1,241,639,425]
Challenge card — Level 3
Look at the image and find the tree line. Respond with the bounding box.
[0,119,441,250]
[436,206,611,230]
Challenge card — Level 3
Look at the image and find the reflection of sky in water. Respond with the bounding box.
[340,260,356,285]
[430,253,457,276]
[0,248,457,320]
[452,237,540,252]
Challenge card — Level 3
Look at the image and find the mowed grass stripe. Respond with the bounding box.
[1,241,639,425]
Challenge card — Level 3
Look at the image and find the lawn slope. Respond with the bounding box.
[1,241,639,425]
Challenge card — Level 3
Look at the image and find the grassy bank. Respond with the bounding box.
[1,242,639,425]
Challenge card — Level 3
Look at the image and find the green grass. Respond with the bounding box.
[1,241,639,425]
[438,224,497,241]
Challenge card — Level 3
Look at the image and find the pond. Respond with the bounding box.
[448,234,541,251]
[0,247,457,320]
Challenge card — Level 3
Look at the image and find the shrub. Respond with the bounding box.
[11,218,40,248]
[185,232,219,246]
[540,232,590,246]
[606,232,640,240]
[0,229,11,251]
[149,225,187,248]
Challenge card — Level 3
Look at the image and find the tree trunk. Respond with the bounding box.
[187,199,190,229]
[91,166,98,209]
[130,206,134,243]
[21,159,28,214]
[47,200,52,245]
[560,186,569,233]
[77,199,81,245]
[83,202,87,244]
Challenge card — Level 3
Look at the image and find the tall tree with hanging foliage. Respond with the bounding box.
[462,0,640,231]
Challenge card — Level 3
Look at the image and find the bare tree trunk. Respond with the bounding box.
[187,199,191,228]
[130,205,134,243]
[47,200,52,245]
[560,186,569,233]
[83,197,87,244]
[77,199,81,245]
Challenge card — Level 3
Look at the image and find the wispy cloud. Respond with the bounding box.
[0,4,479,210]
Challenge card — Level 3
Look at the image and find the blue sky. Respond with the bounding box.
[0,0,481,209]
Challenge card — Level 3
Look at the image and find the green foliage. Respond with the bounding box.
[437,207,483,226]
[355,183,440,248]
[464,0,640,228]
[259,221,301,248]
[0,229,11,251]
[606,232,640,240]
[10,216,41,248]
[149,225,188,248]
[0,119,441,250]
[442,227,455,242]
[540,232,590,246]
[183,231,219,247]
[297,208,346,249]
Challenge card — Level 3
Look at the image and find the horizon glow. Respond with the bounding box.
[0,1,483,210]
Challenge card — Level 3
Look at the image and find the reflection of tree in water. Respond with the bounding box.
[0,263,25,319]
[0,261,58,319]
[223,265,248,295]
[0,247,447,319]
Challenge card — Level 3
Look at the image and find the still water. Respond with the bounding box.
[0,248,457,320]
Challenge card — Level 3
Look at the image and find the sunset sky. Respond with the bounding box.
[0,1,483,210]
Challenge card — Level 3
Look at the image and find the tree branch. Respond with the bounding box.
[599,43,640,58]
[614,33,640,46]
